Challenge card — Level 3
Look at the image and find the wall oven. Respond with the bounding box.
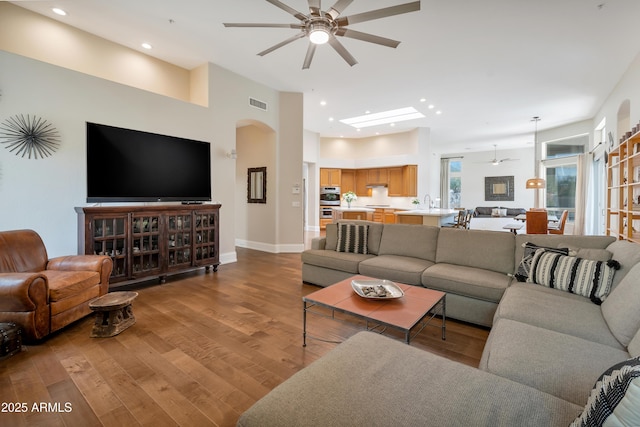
[320,186,341,206]
[320,207,334,219]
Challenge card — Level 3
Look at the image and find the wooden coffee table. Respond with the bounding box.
[303,275,445,346]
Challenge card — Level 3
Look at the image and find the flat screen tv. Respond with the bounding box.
[86,122,211,203]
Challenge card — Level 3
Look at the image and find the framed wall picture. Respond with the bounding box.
[485,176,514,201]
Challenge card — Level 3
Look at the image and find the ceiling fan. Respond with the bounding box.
[223,0,421,69]
[482,145,519,166]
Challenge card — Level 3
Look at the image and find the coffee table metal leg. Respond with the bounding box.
[441,296,446,341]
[303,300,307,347]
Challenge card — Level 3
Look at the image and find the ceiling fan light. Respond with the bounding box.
[309,28,329,44]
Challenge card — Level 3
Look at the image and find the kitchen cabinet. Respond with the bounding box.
[387,167,404,196]
[355,169,371,197]
[367,168,389,186]
[320,168,341,187]
[403,165,418,197]
[341,169,356,194]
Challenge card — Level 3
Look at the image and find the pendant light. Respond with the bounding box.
[526,116,546,189]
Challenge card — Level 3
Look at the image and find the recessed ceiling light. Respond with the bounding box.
[320,100,327,106]
[141,43,152,50]
[420,98,426,103]
[436,110,442,115]
[329,117,334,122]
[52,8,67,16]
[428,104,435,109]
[365,110,371,114]
[340,107,425,129]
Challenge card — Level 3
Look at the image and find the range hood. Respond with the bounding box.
[366,183,388,188]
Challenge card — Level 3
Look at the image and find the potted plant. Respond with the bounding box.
[342,191,357,208]
[411,198,420,208]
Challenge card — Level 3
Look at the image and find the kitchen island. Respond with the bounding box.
[394,208,458,226]
[331,207,375,222]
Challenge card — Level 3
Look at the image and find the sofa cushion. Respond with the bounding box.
[480,318,630,405]
[527,251,618,304]
[571,357,640,427]
[358,255,434,286]
[336,223,368,254]
[515,242,569,282]
[325,223,338,250]
[506,208,525,217]
[601,263,640,348]
[495,283,624,349]
[436,228,515,275]
[377,224,439,261]
[42,270,101,301]
[237,332,583,427]
[422,263,511,302]
[300,250,375,274]
[474,206,497,217]
[566,246,612,262]
[606,240,640,289]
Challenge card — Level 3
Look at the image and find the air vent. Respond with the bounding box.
[249,97,268,111]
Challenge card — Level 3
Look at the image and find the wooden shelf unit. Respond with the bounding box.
[607,131,640,243]
[76,204,220,287]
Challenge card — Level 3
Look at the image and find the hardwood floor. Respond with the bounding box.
[0,248,489,426]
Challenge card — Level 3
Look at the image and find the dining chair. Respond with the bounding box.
[548,210,568,235]
[526,210,548,234]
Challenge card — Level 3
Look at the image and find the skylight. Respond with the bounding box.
[340,107,425,129]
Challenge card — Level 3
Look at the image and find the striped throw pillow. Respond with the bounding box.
[571,357,640,427]
[336,224,368,254]
[527,249,618,304]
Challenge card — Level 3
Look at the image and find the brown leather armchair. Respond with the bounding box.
[0,229,112,341]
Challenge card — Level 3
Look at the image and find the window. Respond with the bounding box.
[449,160,462,208]
[542,135,587,221]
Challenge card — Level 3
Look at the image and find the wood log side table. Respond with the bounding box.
[89,291,138,338]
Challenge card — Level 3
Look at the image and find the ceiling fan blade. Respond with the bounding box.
[257,32,306,56]
[266,0,308,21]
[302,43,317,69]
[224,23,303,29]
[335,28,400,48]
[336,1,420,26]
[308,0,321,16]
[327,0,354,19]
[328,34,357,66]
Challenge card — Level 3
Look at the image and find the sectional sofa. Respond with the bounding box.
[238,221,640,426]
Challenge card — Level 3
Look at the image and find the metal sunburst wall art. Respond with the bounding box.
[0,114,60,159]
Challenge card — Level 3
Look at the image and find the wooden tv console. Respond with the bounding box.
[76,204,220,287]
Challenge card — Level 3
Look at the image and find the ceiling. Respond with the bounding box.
[11,0,640,154]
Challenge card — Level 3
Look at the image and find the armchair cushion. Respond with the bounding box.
[42,270,100,301]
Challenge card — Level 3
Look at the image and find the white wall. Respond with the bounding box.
[446,148,535,210]
[0,49,303,258]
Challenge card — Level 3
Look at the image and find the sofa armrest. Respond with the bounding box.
[47,255,113,294]
[311,237,326,250]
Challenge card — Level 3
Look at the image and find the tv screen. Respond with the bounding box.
[86,122,211,203]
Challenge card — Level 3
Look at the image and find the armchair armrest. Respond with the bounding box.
[0,272,50,341]
[0,273,49,311]
[47,255,113,293]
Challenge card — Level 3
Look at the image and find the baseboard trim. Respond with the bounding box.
[235,239,304,254]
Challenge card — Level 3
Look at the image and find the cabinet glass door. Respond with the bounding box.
[194,211,218,265]
[131,215,161,276]
[92,216,127,280]
[167,213,192,269]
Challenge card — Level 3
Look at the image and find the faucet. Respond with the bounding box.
[423,194,431,209]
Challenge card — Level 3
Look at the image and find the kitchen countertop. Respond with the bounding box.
[394,208,459,217]
[331,207,375,212]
